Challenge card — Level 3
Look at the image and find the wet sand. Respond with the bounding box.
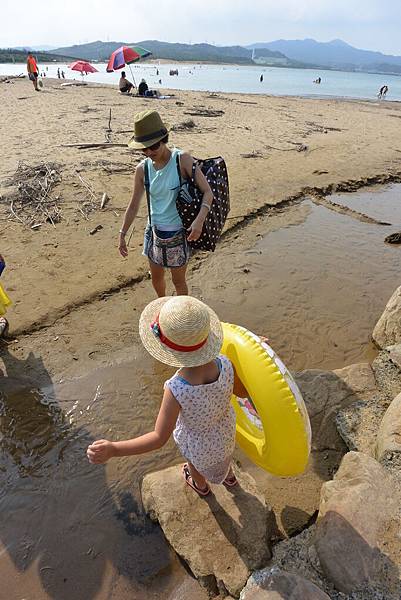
[1,77,401,599]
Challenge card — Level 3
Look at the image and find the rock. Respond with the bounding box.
[373,286,401,349]
[376,391,401,467]
[295,364,376,452]
[142,465,275,598]
[386,343,401,371]
[239,567,330,599]
[315,451,398,595]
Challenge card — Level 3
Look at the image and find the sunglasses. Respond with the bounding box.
[142,140,162,153]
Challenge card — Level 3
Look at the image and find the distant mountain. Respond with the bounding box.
[13,45,57,52]
[247,39,401,74]
[51,39,291,66]
[0,48,75,64]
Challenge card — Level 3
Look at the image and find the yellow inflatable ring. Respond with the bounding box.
[221,323,311,476]
[0,283,11,317]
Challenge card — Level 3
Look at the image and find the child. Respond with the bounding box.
[0,254,11,337]
[86,296,249,496]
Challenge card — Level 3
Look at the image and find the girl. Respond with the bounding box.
[0,254,11,337]
[118,110,214,298]
[87,295,249,496]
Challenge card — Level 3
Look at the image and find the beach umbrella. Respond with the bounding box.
[106,45,152,86]
[69,60,98,79]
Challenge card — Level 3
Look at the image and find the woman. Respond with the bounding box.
[119,110,213,297]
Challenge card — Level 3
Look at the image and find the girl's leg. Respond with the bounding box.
[149,260,166,297]
[187,462,208,492]
[170,264,188,296]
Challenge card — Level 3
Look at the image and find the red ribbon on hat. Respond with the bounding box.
[150,315,208,352]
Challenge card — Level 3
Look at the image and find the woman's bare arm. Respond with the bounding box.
[179,152,214,241]
[118,163,145,256]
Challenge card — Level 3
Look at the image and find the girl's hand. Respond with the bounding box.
[118,234,128,257]
[187,217,204,242]
[87,439,116,464]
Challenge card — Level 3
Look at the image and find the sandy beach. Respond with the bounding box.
[1,76,401,599]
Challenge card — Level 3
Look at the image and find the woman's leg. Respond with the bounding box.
[170,264,188,296]
[149,261,166,297]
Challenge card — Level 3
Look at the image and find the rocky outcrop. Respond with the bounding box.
[239,567,330,599]
[372,285,401,348]
[315,451,398,595]
[296,363,377,453]
[376,391,401,466]
[141,465,276,598]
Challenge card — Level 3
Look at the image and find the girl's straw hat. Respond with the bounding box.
[128,110,170,149]
[139,296,223,367]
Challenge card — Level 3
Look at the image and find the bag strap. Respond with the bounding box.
[144,159,151,226]
[176,153,197,185]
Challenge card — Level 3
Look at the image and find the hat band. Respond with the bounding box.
[135,128,167,143]
[151,316,208,353]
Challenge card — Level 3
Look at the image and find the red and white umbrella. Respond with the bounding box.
[69,61,98,78]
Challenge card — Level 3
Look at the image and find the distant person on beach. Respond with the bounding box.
[57,68,60,78]
[138,78,149,96]
[260,73,263,82]
[119,71,134,94]
[313,76,321,84]
[378,85,388,99]
[27,52,39,91]
[61,70,65,79]
[118,110,213,297]
[87,295,243,496]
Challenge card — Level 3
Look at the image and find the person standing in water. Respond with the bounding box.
[87,296,245,496]
[118,110,213,297]
[260,73,263,82]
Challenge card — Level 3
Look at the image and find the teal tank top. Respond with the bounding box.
[145,148,183,230]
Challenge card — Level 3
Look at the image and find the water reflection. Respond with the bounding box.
[0,345,174,600]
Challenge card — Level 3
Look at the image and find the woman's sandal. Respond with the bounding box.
[182,463,211,497]
[223,472,238,487]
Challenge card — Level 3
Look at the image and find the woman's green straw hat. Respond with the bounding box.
[128,110,170,149]
[139,296,223,367]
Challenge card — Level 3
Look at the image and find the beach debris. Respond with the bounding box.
[384,232,401,244]
[61,142,127,149]
[241,151,263,159]
[171,119,196,132]
[0,74,25,83]
[175,101,184,106]
[105,108,112,143]
[75,171,105,219]
[100,193,109,209]
[184,108,224,118]
[89,225,103,235]
[2,162,62,227]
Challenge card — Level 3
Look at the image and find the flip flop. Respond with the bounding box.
[0,317,8,338]
[182,463,210,497]
[223,472,238,487]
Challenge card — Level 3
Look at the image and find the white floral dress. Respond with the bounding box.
[166,354,236,483]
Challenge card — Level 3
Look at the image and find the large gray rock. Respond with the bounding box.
[142,465,275,598]
[315,451,398,595]
[376,391,401,466]
[295,364,377,452]
[373,286,401,349]
[239,567,330,599]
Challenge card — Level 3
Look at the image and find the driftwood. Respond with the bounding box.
[184,109,224,118]
[61,143,127,149]
[0,74,25,83]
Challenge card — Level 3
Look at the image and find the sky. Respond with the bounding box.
[2,0,401,56]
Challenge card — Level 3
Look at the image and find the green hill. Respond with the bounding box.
[0,47,75,64]
[51,39,289,65]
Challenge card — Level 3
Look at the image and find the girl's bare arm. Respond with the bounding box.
[86,387,180,464]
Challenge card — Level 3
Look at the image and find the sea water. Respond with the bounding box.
[1,61,401,101]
